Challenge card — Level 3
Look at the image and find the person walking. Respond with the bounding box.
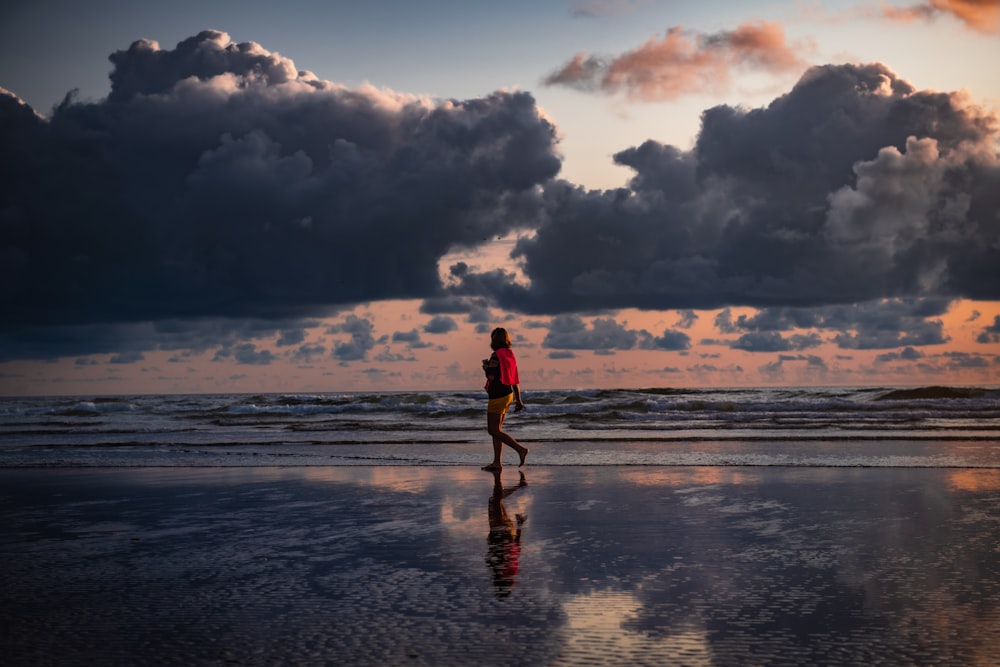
[481,327,528,471]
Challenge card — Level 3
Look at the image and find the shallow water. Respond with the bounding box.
[2,386,999,469]
[3,466,999,666]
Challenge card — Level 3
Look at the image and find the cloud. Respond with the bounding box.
[329,315,377,361]
[760,353,828,376]
[674,310,698,329]
[941,351,991,369]
[875,346,925,363]
[290,343,326,364]
[423,316,458,335]
[644,329,692,351]
[543,21,809,101]
[0,30,560,358]
[109,351,146,364]
[977,315,1000,343]
[537,315,689,353]
[213,342,278,365]
[543,315,643,351]
[392,329,434,349]
[882,0,1000,33]
[458,64,1000,319]
[276,328,307,347]
[730,331,822,352]
[715,299,951,350]
[3,32,998,369]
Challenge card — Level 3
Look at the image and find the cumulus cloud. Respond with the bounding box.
[3,32,999,368]
[543,21,809,101]
[457,64,1000,319]
[0,30,560,358]
[882,0,1000,33]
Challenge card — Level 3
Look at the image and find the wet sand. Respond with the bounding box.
[2,465,999,666]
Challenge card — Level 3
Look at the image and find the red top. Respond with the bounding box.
[495,348,519,386]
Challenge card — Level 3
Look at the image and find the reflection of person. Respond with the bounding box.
[486,469,527,598]
[481,327,528,471]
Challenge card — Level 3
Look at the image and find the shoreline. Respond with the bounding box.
[3,465,999,666]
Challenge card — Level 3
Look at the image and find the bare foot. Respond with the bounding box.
[482,464,502,471]
[518,446,529,467]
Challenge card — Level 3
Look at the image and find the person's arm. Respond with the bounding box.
[513,384,524,411]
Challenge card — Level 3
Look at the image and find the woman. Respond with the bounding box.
[481,327,528,471]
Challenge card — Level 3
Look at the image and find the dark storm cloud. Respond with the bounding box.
[0,316,310,363]
[462,64,1000,318]
[0,31,560,359]
[5,31,999,367]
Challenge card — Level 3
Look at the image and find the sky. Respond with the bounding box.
[0,0,998,396]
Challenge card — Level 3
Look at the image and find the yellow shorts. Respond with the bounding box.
[487,394,514,415]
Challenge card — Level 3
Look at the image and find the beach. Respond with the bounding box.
[3,464,1000,666]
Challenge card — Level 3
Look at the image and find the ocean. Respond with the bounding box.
[4,385,1000,666]
[2,385,999,468]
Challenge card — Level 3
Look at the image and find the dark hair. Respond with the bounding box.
[490,327,512,351]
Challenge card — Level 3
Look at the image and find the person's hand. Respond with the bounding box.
[514,401,525,412]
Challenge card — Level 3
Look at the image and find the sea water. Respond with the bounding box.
[2,386,998,468]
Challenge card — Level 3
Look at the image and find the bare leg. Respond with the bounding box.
[501,411,529,466]
[485,410,528,470]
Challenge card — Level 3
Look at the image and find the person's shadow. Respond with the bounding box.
[485,469,528,598]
